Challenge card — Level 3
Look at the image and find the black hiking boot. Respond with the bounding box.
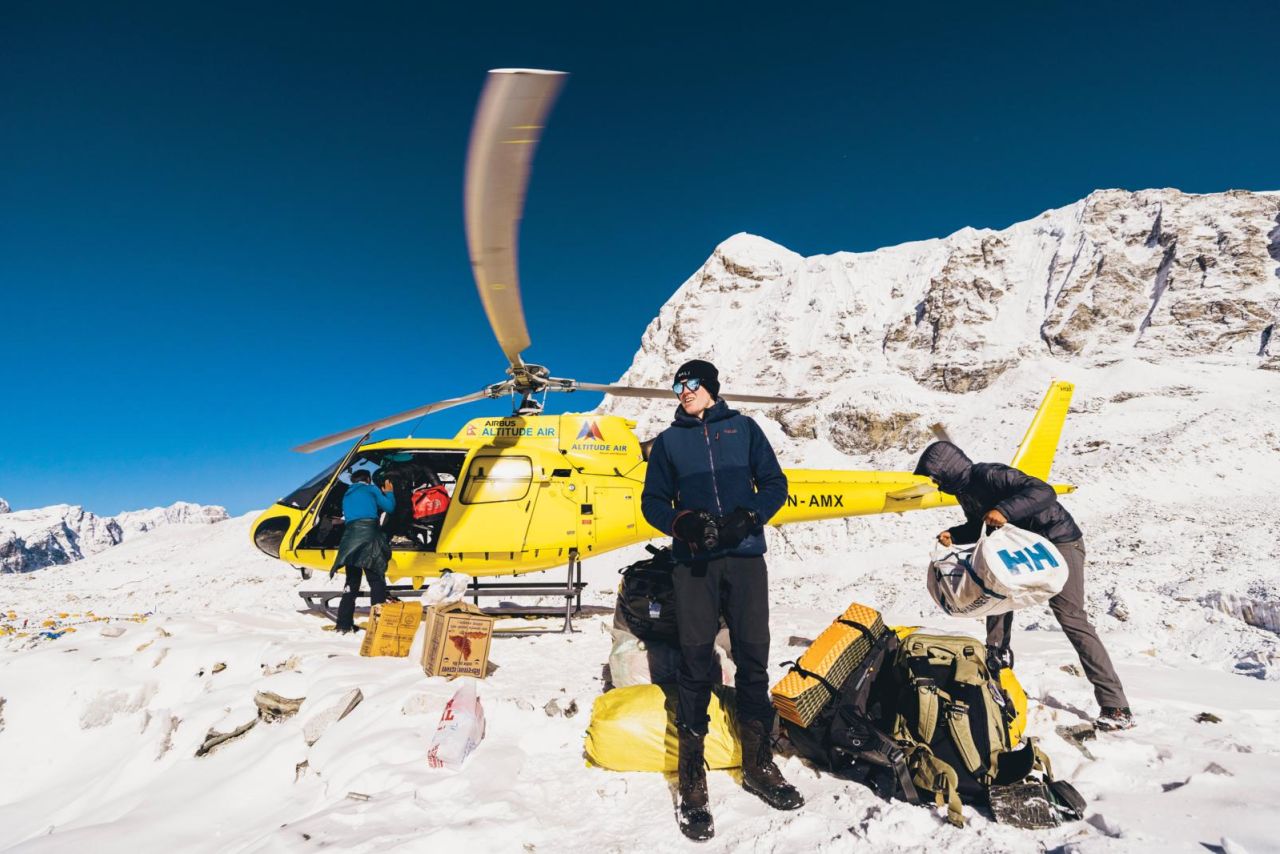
[1096,706,1135,731]
[737,718,804,811]
[677,726,714,841]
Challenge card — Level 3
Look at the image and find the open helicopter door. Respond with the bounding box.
[287,431,371,556]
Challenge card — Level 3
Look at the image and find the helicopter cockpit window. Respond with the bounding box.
[460,456,533,505]
[279,457,343,509]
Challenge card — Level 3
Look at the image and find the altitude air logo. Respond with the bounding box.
[571,419,629,454]
[576,420,605,441]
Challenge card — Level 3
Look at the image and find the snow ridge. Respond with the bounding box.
[0,500,230,574]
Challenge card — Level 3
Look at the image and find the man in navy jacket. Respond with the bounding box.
[642,359,802,840]
[915,440,1133,731]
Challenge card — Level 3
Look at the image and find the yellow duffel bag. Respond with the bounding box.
[1001,666,1029,747]
[585,684,742,772]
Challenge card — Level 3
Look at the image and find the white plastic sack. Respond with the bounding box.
[422,571,473,606]
[607,626,682,688]
[927,524,1069,619]
[606,624,735,689]
[427,678,486,769]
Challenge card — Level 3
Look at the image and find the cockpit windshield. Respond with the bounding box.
[279,457,343,509]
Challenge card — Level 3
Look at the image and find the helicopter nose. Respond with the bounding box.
[253,515,291,558]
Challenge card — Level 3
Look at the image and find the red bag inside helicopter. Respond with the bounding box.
[412,484,450,520]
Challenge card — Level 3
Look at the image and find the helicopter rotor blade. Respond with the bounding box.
[465,68,568,370]
[293,389,496,454]
[571,381,810,405]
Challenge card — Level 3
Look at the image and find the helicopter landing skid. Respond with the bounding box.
[298,552,587,635]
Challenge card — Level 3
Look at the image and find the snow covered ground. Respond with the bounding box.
[2,187,1278,851]
[2,357,1278,853]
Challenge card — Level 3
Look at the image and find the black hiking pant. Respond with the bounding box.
[336,564,388,631]
[986,537,1129,708]
[672,555,773,734]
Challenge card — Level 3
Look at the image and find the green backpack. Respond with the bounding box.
[886,631,1079,828]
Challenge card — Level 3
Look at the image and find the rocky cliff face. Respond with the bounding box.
[0,501,229,574]
[113,502,230,539]
[607,187,1280,436]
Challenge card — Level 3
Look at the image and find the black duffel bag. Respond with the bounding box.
[616,545,678,643]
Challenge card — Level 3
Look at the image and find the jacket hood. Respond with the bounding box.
[671,398,738,428]
[914,441,973,494]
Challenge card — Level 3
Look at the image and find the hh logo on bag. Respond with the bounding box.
[997,543,1060,575]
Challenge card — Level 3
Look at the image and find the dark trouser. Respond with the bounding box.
[672,555,774,735]
[336,564,388,630]
[986,538,1128,708]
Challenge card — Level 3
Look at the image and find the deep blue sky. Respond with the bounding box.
[3,1,1278,516]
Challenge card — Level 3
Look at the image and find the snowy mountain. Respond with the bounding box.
[0,500,229,574]
[609,188,1278,428]
[604,187,1280,676]
[1,188,1278,852]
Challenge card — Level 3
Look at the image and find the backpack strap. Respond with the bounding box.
[944,699,986,777]
[780,660,841,701]
[914,678,942,743]
[908,744,965,828]
[836,618,873,640]
[951,651,983,686]
[1028,737,1055,781]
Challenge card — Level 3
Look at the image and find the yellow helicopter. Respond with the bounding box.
[250,69,1076,617]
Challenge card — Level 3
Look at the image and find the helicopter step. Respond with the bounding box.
[299,553,588,635]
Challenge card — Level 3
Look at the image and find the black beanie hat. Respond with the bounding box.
[674,359,720,399]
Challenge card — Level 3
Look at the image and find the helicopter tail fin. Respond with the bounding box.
[1008,380,1074,482]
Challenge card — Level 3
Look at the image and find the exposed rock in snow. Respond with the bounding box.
[0,501,229,574]
[0,505,123,574]
[0,498,10,514]
[610,189,1280,436]
[114,502,230,539]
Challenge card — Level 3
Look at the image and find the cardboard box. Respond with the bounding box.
[358,601,424,657]
[421,601,495,679]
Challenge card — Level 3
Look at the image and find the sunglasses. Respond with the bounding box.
[672,377,703,395]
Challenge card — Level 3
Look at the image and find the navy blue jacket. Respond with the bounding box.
[641,399,789,561]
[914,441,1082,544]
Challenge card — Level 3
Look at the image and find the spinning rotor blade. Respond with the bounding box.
[465,69,568,369]
[293,389,493,453]
[574,381,809,405]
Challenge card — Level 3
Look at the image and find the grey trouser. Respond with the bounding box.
[986,538,1129,708]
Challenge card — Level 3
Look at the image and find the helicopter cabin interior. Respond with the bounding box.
[286,449,472,553]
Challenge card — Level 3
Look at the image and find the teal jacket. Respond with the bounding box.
[342,482,395,521]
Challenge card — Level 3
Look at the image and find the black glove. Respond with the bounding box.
[717,507,760,549]
[673,510,720,553]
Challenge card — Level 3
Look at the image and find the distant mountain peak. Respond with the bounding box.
[617,187,1280,413]
[0,501,229,574]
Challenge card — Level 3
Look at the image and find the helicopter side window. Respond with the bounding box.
[279,457,344,509]
[459,456,533,505]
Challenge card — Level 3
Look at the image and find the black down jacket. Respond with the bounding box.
[914,441,1083,544]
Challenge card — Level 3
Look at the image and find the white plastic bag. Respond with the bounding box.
[422,571,473,606]
[606,624,735,689]
[427,678,486,769]
[927,524,1068,619]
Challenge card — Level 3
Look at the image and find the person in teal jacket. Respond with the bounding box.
[332,469,395,633]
